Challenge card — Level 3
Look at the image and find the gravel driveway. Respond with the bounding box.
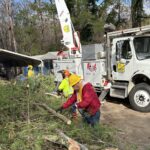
[101,98,150,150]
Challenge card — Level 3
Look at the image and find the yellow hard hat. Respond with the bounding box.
[69,74,81,87]
[28,65,33,69]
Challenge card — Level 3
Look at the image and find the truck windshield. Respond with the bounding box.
[134,37,150,60]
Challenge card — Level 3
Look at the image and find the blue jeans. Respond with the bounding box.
[71,103,77,113]
[79,109,100,127]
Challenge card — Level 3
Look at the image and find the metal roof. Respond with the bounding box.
[0,49,41,67]
[32,52,58,60]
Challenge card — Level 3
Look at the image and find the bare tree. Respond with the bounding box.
[1,0,17,51]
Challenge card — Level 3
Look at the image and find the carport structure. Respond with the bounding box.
[0,49,42,79]
[0,49,41,67]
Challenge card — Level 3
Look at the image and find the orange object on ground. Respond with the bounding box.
[68,139,80,150]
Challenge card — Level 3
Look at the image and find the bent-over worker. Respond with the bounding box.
[57,74,101,126]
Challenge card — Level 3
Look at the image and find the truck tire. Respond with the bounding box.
[129,83,150,112]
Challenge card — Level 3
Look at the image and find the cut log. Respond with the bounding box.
[35,103,71,125]
[56,129,88,150]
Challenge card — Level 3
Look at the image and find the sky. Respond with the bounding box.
[97,0,150,15]
[143,0,150,15]
[14,0,150,15]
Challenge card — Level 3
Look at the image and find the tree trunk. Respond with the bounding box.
[4,0,17,51]
[131,0,143,27]
[0,28,5,49]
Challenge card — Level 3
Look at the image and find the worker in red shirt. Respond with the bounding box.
[57,74,101,126]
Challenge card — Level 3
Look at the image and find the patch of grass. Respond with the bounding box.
[0,75,117,150]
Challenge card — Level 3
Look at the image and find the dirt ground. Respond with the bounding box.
[101,98,150,150]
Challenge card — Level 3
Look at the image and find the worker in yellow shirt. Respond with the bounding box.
[57,70,80,120]
[27,65,34,78]
[57,70,73,98]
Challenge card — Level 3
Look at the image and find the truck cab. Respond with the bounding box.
[110,35,150,112]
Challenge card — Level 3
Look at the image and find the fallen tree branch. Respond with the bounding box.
[34,103,71,125]
[56,129,88,150]
[45,92,61,98]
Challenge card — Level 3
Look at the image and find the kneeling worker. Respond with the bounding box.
[57,74,101,126]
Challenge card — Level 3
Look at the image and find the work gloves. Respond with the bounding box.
[56,106,63,113]
[56,89,62,96]
[72,103,78,111]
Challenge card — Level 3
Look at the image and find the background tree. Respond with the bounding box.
[131,0,144,27]
[0,0,149,55]
[0,0,17,51]
[14,0,61,55]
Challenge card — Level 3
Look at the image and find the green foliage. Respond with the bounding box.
[14,1,61,55]
[106,9,118,24]
[0,76,118,150]
[1,0,150,52]
[11,139,27,150]
[13,0,107,51]
[68,0,106,43]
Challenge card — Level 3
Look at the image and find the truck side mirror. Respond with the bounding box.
[116,54,120,61]
[127,51,132,59]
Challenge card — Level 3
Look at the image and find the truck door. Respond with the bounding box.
[112,38,134,81]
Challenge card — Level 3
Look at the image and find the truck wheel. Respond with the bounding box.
[129,83,150,112]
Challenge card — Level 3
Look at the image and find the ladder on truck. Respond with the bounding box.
[107,25,150,44]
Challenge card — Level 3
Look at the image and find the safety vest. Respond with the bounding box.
[58,78,73,97]
[28,70,34,78]
[77,81,87,102]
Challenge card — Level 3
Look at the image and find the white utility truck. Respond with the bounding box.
[53,0,150,112]
[83,26,150,112]
[109,27,150,112]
